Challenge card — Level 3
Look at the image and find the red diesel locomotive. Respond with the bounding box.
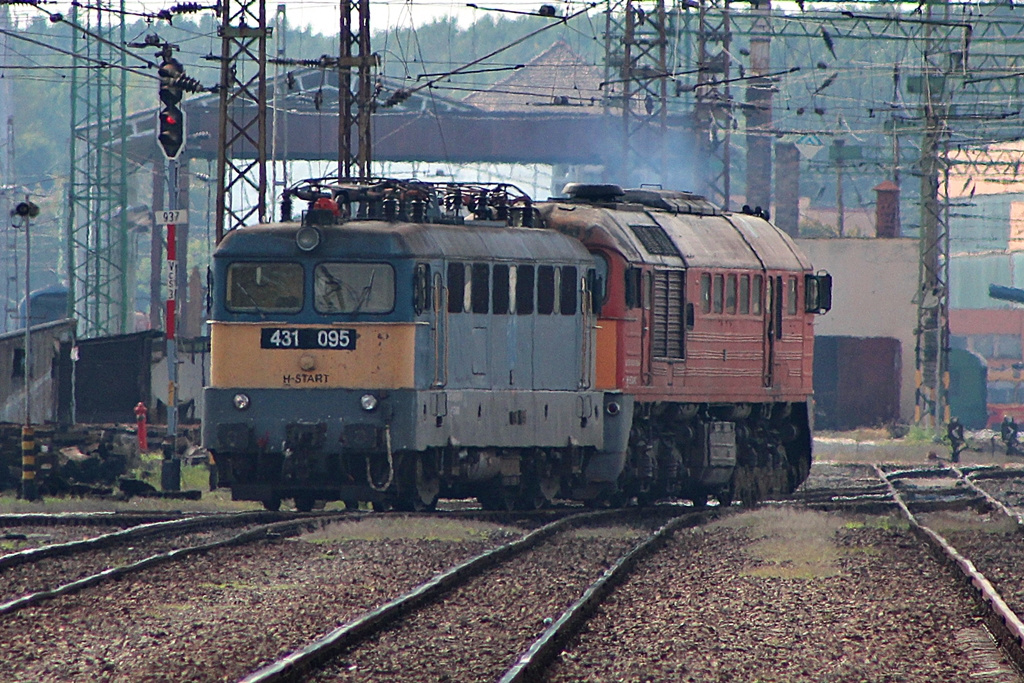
[541,183,831,506]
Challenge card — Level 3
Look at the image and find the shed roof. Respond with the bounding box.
[461,40,604,113]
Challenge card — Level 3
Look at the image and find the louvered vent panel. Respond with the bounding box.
[653,270,684,359]
[629,224,681,257]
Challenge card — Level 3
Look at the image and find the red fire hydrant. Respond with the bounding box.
[134,402,148,452]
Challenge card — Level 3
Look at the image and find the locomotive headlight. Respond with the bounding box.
[360,394,378,411]
[233,393,251,411]
[295,226,321,252]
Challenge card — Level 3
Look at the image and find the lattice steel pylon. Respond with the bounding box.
[338,0,373,181]
[693,0,732,209]
[215,0,269,242]
[913,8,960,431]
[617,0,668,187]
[65,1,131,337]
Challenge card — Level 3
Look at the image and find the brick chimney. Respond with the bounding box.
[874,180,901,238]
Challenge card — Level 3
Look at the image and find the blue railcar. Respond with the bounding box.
[203,180,615,511]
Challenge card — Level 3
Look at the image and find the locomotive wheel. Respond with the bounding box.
[294,496,315,513]
[394,456,440,512]
[734,468,758,507]
[262,497,282,512]
[344,500,360,511]
[519,473,560,510]
[716,482,734,507]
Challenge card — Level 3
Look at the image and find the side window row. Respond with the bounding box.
[445,263,579,316]
[699,273,800,316]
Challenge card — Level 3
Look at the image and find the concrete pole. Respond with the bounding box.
[745,0,772,213]
[774,141,799,236]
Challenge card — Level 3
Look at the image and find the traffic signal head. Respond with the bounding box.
[13,201,39,218]
[158,58,184,107]
[157,105,185,159]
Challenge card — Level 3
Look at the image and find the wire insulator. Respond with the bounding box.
[169,2,208,13]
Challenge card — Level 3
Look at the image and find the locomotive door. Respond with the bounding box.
[431,270,448,387]
[641,270,653,385]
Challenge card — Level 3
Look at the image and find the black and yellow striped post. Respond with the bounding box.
[21,425,38,501]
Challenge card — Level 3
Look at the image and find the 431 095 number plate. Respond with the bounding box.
[260,328,357,350]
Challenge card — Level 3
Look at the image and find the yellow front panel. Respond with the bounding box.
[210,322,417,389]
[595,320,618,390]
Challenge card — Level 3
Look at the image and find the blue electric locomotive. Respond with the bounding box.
[202,180,626,511]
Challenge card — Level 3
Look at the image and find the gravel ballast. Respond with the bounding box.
[0,517,513,682]
[547,507,1016,682]
[308,525,645,683]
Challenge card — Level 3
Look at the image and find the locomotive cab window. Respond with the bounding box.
[413,263,431,315]
[752,274,763,315]
[700,273,711,313]
[314,263,395,313]
[516,265,535,315]
[726,275,737,314]
[313,264,393,313]
[590,252,609,308]
[560,266,578,315]
[713,274,724,313]
[739,275,750,314]
[447,263,467,313]
[624,267,642,308]
[787,276,798,315]
[471,263,490,314]
[493,264,510,314]
[226,262,304,313]
[538,265,556,315]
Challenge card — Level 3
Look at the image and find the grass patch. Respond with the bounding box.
[719,508,845,580]
[919,510,1018,535]
[300,517,513,544]
[843,515,908,532]
[146,603,193,616]
[0,487,259,513]
[904,425,941,443]
[198,581,257,591]
[129,455,210,493]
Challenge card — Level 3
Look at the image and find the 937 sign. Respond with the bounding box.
[162,210,188,225]
[261,327,357,350]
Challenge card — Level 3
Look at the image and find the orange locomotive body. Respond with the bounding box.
[540,184,830,505]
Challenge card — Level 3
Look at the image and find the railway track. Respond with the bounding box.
[3,464,1024,681]
[875,463,1024,673]
[240,507,716,683]
[0,512,355,618]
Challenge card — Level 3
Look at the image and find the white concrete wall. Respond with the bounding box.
[150,347,209,421]
[796,237,919,422]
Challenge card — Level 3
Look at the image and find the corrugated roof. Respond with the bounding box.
[461,40,604,113]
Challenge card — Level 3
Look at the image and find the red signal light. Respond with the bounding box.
[157,105,185,159]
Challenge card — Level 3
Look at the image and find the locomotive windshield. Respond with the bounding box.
[226,262,303,313]
[314,262,395,313]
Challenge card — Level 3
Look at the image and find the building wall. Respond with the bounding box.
[150,338,208,422]
[796,237,920,422]
[0,319,76,425]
